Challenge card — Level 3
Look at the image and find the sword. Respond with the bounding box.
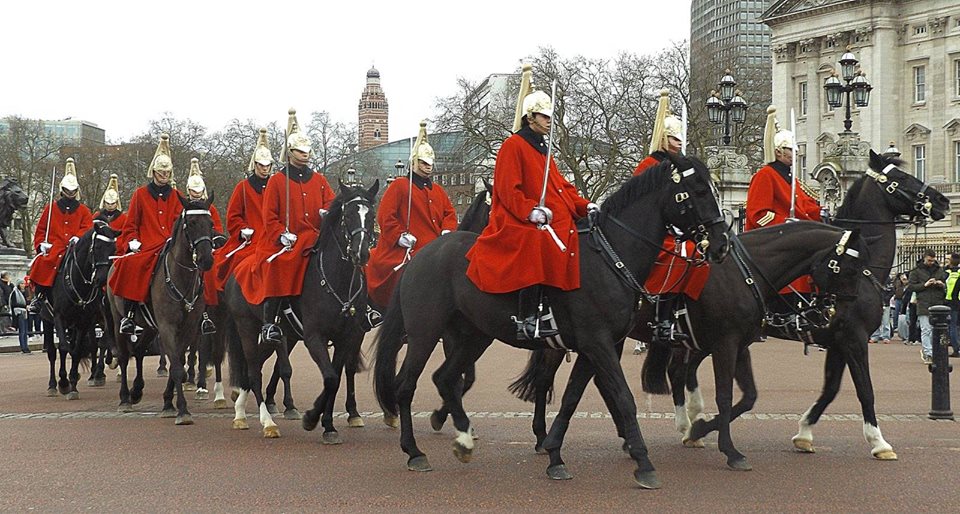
[787,108,798,222]
[284,125,291,234]
[42,166,56,247]
[681,102,688,155]
[538,79,558,209]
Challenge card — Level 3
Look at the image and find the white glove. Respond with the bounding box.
[128,239,141,252]
[240,228,254,241]
[318,208,329,217]
[441,230,451,236]
[68,236,80,245]
[586,203,600,215]
[398,233,417,249]
[280,232,298,249]
[38,242,53,256]
[528,206,553,225]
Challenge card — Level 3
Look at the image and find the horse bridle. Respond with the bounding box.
[63,224,115,307]
[163,208,212,312]
[855,163,935,224]
[317,194,375,317]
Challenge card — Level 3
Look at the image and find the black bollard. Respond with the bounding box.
[927,305,954,420]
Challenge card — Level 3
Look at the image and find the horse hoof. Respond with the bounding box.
[263,425,281,438]
[383,414,399,428]
[93,378,106,387]
[535,445,548,455]
[348,416,365,428]
[58,386,70,396]
[453,441,473,463]
[46,388,58,397]
[182,383,197,392]
[407,455,432,472]
[283,409,301,420]
[213,399,228,409]
[175,415,194,426]
[159,409,177,419]
[265,403,279,415]
[230,389,239,402]
[873,449,898,461]
[107,358,118,370]
[727,457,752,471]
[302,411,319,432]
[232,418,249,430]
[546,464,573,480]
[118,403,133,413]
[633,469,661,489]
[156,369,168,377]
[682,438,705,448]
[86,379,97,387]
[429,410,445,432]
[792,438,815,453]
[195,389,209,400]
[65,391,79,401]
[321,431,342,445]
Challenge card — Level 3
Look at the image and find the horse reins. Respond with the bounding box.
[162,209,212,312]
[315,195,374,317]
[62,226,115,307]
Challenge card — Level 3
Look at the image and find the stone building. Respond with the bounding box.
[358,66,389,151]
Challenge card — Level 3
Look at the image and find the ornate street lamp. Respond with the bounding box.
[394,159,405,180]
[823,47,872,132]
[705,70,749,146]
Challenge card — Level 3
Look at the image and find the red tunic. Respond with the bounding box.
[466,132,590,293]
[214,178,265,291]
[746,161,822,292]
[366,176,458,306]
[108,186,184,302]
[202,205,224,306]
[633,152,666,176]
[30,201,93,287]
[233,167,335,304]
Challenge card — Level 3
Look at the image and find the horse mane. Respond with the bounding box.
[458,189,490,232]
[835,153,906,220]
[600,158,674,218]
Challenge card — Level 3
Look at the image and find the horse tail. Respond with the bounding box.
[641,342,672,395]
[373,296,405,418]
[225,315,248,391]
[507,349,555,404]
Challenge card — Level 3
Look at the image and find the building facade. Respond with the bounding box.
[358,66,389,151]
[0,117,105,145]
[762,0,960,244]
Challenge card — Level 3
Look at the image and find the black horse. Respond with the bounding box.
[665,149,949,460]
[41,220,119,399]
[225,181,378,441]
[106,195,217,424]
[374,157,729,489]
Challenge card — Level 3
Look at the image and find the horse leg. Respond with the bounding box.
[678,352,706,448]
[690,347,759,439]
[117,353,133,412]
[250,344,280,438]
[698,342,750,471]
[344,346,364,428]
[431,328,490,464]
[792,347,845,454]
[65,338,83,400]
[533,350,565,454]
[157,351,167,377]
[397,336,440,471]
[428,335,456,432]
[213,363,227,409]
[131,347,146,405]
[264,357,283,415]
[195,335,209,400]
[56,326,70,395]
[279,339,300,420]
[542,355,595,480]
[301,335,341,441]
[182,344,197,392]
[169,348,192,426]
[45,327,57,397]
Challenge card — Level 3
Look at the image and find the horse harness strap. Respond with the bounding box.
[316,248,365,317]
[62,232,115,308]
[729,235,768,324]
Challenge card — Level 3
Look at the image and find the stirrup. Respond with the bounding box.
[119,314,137,335]
[200,312,216,335]
[27,296,43,314]
[259,323,283,345]
[365,305,383,330]
[513,315,559,341]
[652,321,688,345]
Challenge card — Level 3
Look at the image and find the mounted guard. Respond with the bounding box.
[28,158,93,313]
[465,64,595,341]
[366,121,458,320]
[233,108,335,345]
[186,158,226,334]
[94,173,127,231]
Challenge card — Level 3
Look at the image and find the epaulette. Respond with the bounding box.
[798,180,819,201]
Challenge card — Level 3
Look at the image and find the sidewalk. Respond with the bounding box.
[0,332,46,354]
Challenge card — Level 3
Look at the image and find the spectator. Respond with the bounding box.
[9,280,29,353]
[944,253,960,358]
[893,273,909,335]
[869,274,894,344]
[0,271,12,333]
[23,275,41,336]
[908,249,948,364]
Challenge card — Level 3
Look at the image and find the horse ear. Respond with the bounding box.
[367,179,380,198]
[483,177,492,192]
[206,190,215,207]
[177,193,189,210]
[869,149,881,169]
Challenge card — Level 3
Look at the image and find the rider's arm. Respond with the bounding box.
[491,137,538,223]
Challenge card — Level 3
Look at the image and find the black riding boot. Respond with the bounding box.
[260,297,284,345]
[27,286,49,314]
[653,295,681,344]
[514,285,559,341]
[119,299,138,335]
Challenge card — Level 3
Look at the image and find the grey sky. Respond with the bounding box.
[4,0,692,143]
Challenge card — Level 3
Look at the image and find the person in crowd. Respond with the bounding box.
[908,249,947,364]
[9,279,30,353]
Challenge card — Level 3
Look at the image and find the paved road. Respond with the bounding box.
[1,334,957,512]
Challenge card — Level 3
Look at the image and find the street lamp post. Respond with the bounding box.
[823,47,872,132]
[705,69,748,146]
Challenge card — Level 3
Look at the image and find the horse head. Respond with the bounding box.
[662,154,731,263]
[335,179,379,266]
[866,149,950,224]
[176,192,216,272]
[458,178,493,233]
[808,228,868,320]
[88,220,119,287]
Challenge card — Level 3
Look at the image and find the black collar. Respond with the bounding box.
[248,174,268,194]
[516,126,548,156]
[770,160,792,185]
[96,209,122,222]
[281,164,313,184]
[411,173,432,190]
[650,150,669,163]
[56,197,80,213]
[147,181,173,200]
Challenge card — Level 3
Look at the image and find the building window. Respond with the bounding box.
[799,81,808,116]
[955,59,960,97]
[914,25,927,35]
[914,66,926,103]
[798,144,807,180]
[914,145,926,181]
[825,39,836,49]
[955,141,960,182]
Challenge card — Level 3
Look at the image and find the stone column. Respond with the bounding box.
[814,131,871,213]
[705,145,751,233]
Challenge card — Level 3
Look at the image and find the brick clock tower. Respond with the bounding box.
[358,66,389,150]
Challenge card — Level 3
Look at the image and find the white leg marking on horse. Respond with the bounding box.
[863,423,894,456]
[674,404,691,434]
[687,387,705,420]
[233,389,248,421]
[260,401,277,428]
[213,382,225,402]
[793,405,814,444]
[455,429,474,450]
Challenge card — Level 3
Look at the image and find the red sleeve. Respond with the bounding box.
[122,189,142,244]
[633,156,660,177]
[32,204,51,252]
[225,181,246,238]
[437,186,459,231]
[210,205,224,233]
[559,172,590,217]
[262,174,285,248]
[320,175,336,209]
[745,170,785,228]
[492,137,538,222]
[377,178,406,247]
[76,206,93,235]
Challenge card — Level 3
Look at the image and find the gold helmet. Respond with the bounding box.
[649,89,682,153]
[148,133,173,178]
[410,121,435,166]
[763,106,795,163]
[282,108,311,163]
[512,63,546,133]
[100,173,121,210]
[248,128,274,172]
[61,157,80,194]
[186,158,207,199]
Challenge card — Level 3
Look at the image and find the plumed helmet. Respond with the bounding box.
[148,133,174,177]
[281,108,310,162]
[186,157,207,199]
[99,173,121,210]
[762,106,779,163]
[247,128,274,172]
[512,64,534,133]
[773,129,796,151]
[410,121,435,166]
[649,89,674,154]
[663,115,683,141]
[61,157,80,192]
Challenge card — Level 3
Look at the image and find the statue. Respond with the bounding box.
[0,178,28,248]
